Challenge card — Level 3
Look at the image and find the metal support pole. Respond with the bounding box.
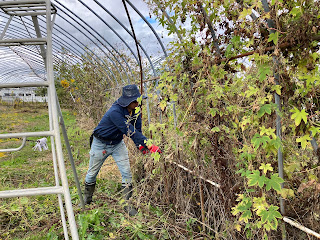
[261,0,286,239]
[172,102,177,128]
[48,92,70,240]
[274,69,285,215]
[0,15,13,40]
[57,99,85,209]
[45,0,79,238]
[125,0,168,58]
[31,15,47,69]
[143,82,151,126]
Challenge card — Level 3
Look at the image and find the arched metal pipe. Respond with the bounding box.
[153,0,183,42]
[80,0,157,77]
[5,12,115,82]
[0,69,44,81]
[38,16,116,83]
[55,0,135,81]
[53,5,129,84]
[51,13,122,84]
[0,14,83,65]
[125,0,167,58]
[1,48,45,80]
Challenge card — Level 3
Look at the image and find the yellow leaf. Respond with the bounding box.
[239,8,252,20]
[122,219,130,227]
[135,106,141,114]
[159,100,167,111]
[279,188,294,199]
[0,152,6,158]
[235,224,242,231]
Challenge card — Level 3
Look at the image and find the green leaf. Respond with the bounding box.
[240,151,256,162]
[259,163,273,174]
[251,133,270,149]
[260,205,282,231]
[159,100,167,111]
[258,64,272,81]
[248,170,267,188]
[237,169,252,177]
[265,174,284,191]
[258,104,273,118]
[267,138,282,153]
[271,85,281,95]
[225,44,233,57]
[10,204,20,212]
[245,86,259,98]
[264,233,268,240]
[290,6,302,17]
[137,95,143,104]
[170,93,178,102]
[290,107,308,126]
[152,152,161,162]
[209,108,217,117]
[268,32,279,45]
[309,126,320,137]
[239,210,252,223]
[211,126,220,132]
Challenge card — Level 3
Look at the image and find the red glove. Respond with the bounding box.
[149,144,162,153]
[139,145,149,154]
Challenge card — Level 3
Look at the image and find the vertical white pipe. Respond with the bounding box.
[48,93,69,240]
[45,0,79,239]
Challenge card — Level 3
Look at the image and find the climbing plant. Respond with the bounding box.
[144,0,320,238]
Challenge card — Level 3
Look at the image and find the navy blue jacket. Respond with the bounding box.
[93,101,147,147]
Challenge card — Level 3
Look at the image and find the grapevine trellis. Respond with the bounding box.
[1,0,320,239]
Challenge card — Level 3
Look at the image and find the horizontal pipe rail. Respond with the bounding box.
[0,0,46,6]
[0,37,46,44]
[4,7,47,11]
[0,81,48,88]
[0,137,27,153]
[0,131,54,139]
[283,217,320,239]
[5,12,50,16]
[1,4,46,8]
[0,186,64,198]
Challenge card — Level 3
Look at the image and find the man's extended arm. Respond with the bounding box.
[109,110,147,147]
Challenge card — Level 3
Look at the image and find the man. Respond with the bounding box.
[84,84,161,216]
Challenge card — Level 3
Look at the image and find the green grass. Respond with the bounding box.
[0,103,176,240]
[0,104,89,239]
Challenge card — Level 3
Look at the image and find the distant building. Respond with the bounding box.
[0,88,47,103]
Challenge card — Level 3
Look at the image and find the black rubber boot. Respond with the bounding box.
[121,183,138,216]
[84,182,96,204]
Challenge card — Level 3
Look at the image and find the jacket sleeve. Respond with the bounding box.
[109,110,147,147]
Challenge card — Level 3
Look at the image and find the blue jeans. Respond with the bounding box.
[85,136,132,184]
